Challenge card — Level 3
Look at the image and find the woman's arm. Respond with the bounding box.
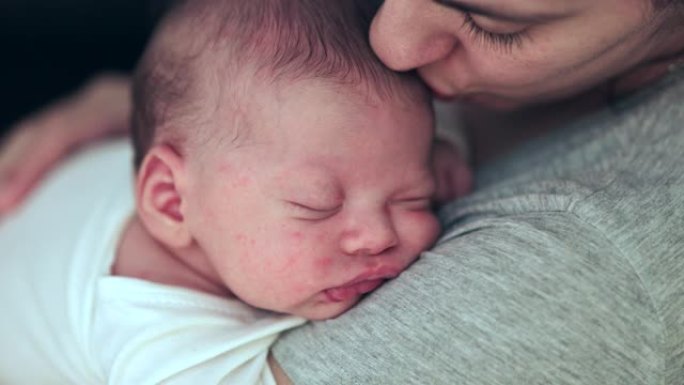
[0,73,131,214]
[269,354,294,385]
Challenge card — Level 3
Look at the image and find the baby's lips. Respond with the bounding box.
[324,278,386,302]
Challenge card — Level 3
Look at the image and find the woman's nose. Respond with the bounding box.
[340,212,399,257]
[369,0,457,71]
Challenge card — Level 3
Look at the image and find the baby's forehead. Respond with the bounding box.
[268,158,435,197]
[200,72,428,135]
[185,57,432,154]
[215,69,428,113]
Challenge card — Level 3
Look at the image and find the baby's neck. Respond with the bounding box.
[113,215,234,298]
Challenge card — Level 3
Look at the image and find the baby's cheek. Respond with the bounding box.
[282,230,337,281]
[403,213,441,250]
[314,256,334,270]
[422,216,441,248]
[268,231,311,274]
[233,232,256,248]
[289,231,305,243]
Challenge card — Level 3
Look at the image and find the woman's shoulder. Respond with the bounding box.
[439,63,684,326]
[477,66,684,189]
[463,66,684,233]
[435,76,684,376]
[276,205,672,384]
[441,82,684,289]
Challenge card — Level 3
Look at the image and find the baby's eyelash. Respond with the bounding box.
[286,201,341,221]
[461,13,526,52]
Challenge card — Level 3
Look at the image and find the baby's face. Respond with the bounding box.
[182,80,439,320]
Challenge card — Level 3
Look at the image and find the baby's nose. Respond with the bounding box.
[340,212,399,256]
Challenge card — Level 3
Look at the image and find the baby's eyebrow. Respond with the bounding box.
[396,174,437,196]
[274,169,343,198]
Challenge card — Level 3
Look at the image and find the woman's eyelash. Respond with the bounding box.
[461,13,526,52]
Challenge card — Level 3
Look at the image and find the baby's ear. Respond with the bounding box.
[135,144,192,249]
[431,138,473,206]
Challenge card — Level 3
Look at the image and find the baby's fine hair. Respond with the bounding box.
[131,0,427,168]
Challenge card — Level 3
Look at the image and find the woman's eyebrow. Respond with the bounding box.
[436,0,562,23]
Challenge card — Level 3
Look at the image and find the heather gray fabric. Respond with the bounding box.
[273,68,684,385]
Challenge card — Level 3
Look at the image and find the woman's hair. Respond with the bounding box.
[130,0,426,168]
[654,0,684,6]
[653,0,684,13]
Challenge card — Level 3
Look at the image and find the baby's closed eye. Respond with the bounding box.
[284,200,342,221]
[392,197,434,211]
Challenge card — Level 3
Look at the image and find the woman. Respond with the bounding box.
[2,0,683,384]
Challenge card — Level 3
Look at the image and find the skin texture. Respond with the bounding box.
[124,79,440,321]
[370,0,684,108]
[1,1,682,383]
[3,2,682,211]
[270,1,684,384]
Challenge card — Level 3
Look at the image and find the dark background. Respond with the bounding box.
[0,0,160,134]
[0,0,386,137]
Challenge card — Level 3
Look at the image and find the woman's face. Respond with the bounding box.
[370,0,668,108]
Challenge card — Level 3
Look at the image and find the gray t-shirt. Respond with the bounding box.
[273,68,684,385]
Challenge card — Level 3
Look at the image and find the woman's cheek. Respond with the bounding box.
[467,49,535,90]
[458,27,558,86]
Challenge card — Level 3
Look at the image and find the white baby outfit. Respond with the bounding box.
[0,140,304,384]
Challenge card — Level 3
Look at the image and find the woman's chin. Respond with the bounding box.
[442,92,524,111]
[429,83,524,110]
[470,95,524,110]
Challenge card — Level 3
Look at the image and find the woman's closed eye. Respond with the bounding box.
[434,0,530,52]
[286,201,342,220]
[461,13,528,52]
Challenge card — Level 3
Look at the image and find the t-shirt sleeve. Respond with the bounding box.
[272,213,663,385]
[92,279,305,385]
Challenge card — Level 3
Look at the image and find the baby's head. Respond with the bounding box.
[131,0,440,320]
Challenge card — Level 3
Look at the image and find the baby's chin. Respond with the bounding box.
[288,296,362,321]
[264,279,395,319]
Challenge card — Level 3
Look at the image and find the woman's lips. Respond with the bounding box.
[324,278,386,302]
